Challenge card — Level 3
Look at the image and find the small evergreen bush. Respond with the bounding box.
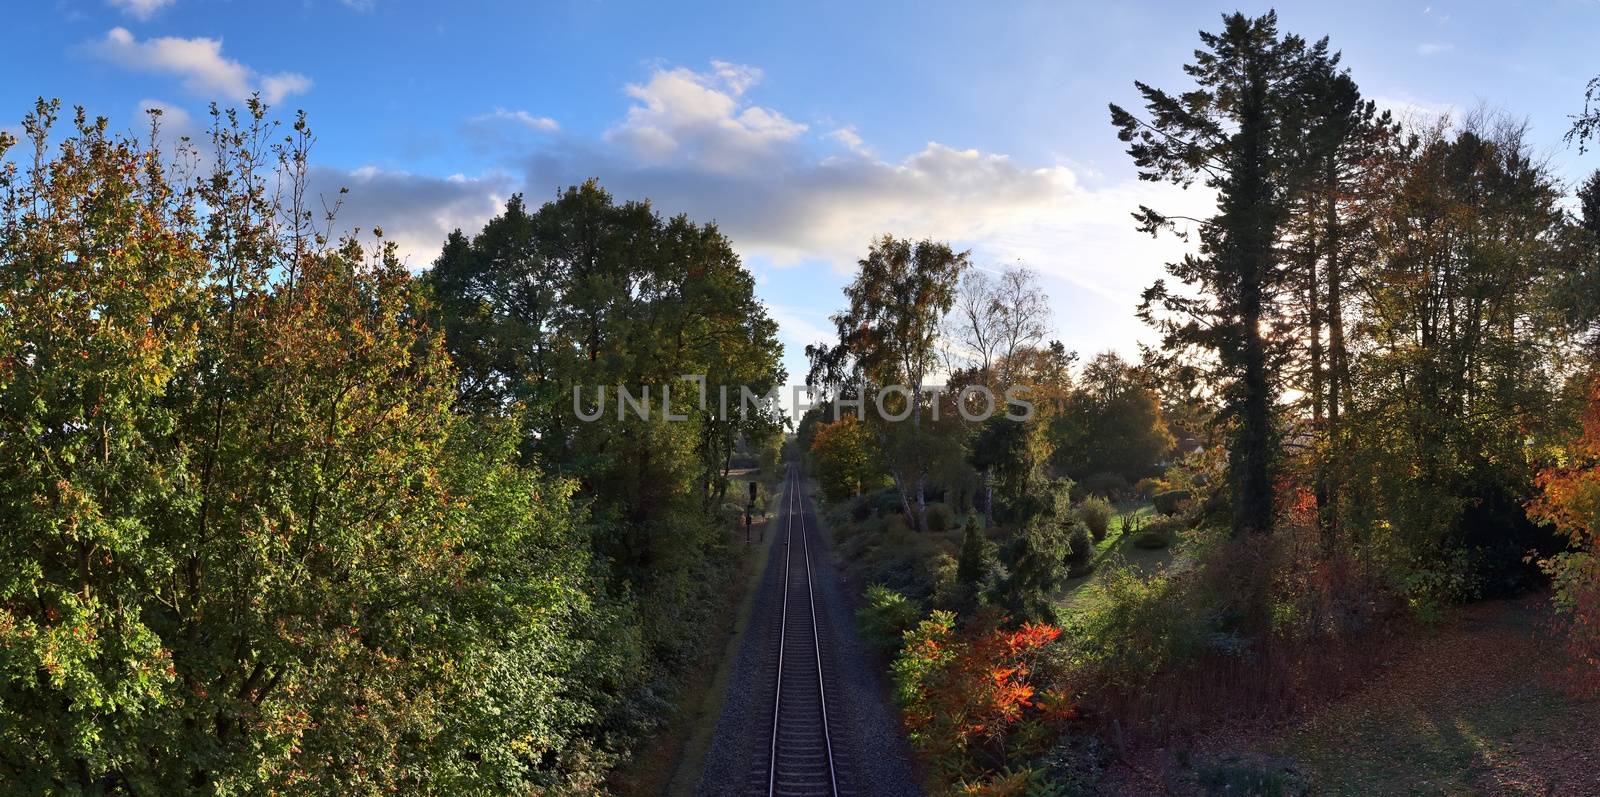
[1065,519,1096,577]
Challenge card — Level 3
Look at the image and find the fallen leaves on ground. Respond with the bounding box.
[1100,594,1600,796]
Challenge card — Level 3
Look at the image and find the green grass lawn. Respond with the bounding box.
[1056,502,1171,616]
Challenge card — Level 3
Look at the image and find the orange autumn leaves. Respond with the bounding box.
[892,610,1076,783]
[1531,377,1600,686]
[1531,378,1600,545]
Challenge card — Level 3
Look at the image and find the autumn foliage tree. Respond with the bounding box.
[809,414,882,502]
[1531,377,1600,684]
[0,101,626,793]
[807,235,969,530]
[1051,351,1174,486]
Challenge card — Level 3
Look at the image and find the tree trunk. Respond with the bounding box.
[912,376,928,531]
[891,468,917,526]
[984,469,995,526]
[1230,58,1277,538]
[916,474,928,532]
[1323,179,1346,546]
[873,421,920,530]
[1307,197,1332,551]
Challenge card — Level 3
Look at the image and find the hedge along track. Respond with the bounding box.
[765,464,838,796]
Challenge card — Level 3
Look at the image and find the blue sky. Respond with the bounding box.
[5,0,1599,391]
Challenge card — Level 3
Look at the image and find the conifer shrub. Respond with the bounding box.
[1065,519,1096,577]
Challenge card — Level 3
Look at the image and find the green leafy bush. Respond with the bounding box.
[1130,514,1184,549]
[1142,514,1187,536]
[926,502,955,532]
[858,584,924,652]
[1152,489,1194,515]
[1075,496,1114,541]
[1075,567,1204,687]
[870,487,908,516]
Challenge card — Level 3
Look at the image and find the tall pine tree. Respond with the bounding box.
[1111,12,1309,536]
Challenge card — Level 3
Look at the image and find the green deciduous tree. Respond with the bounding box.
[1051,351,1174,485]
[422,183,788,785]
[423,182,785,569]
[1342,119,1571,585]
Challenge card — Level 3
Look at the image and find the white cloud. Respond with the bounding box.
[340,0,376,11]
[1417,42,1453,56]
[469,108,559,133]
[461,109,561,155]
[87,28,312,105]
[301,60,1209,366]
[527,62,1207,286]
[107,0,174,21]
[708,60,762,95]
[511,61,1216,370]
[604,62,806,173]
[307,165,514,267]
[829,126,870,155]
[260,74,313,105]
[1371,93,1454,126]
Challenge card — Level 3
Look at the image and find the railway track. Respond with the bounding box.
[764,464,839,797]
